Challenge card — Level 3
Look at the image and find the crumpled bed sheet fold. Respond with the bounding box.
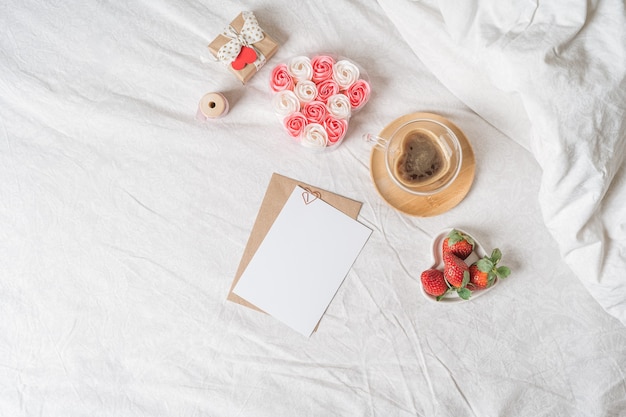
[378,0,626,325]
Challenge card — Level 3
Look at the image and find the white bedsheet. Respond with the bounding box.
[1,1,625,416]
[379,0,626,324]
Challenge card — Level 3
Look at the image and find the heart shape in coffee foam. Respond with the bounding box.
[421,228,497,303]
[231,46,257,70]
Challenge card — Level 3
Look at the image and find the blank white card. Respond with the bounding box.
[233,186,372,337]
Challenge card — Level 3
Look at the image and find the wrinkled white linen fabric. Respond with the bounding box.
[379,0,626,324]
[1,1,625,416]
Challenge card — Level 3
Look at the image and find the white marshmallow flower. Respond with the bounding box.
[332,59,360,89]
[293,80,317,103]
[301,123,328,149]
[326,94,352,120]
[272,90,301,118]
[287,55,313,82]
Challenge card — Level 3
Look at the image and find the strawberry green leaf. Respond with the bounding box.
[457,288,471,300]
[477,258,494,272]
[491,248,502,264]
[496,266,511,278]
[448,229,474,246]
[448,230,463,244]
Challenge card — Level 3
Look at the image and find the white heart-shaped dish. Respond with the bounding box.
[420,228,498,303]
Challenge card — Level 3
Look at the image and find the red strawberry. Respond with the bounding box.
[443,252,471,300]
[442,229,475,260]
[468,264,490,289]
[420,268,449,299]
[469,248,511,290]
[443,252,468,287]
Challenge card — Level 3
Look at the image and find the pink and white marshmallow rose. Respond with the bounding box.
[270,54,371,150]
[311,55,335,83]
[270,64,294,92]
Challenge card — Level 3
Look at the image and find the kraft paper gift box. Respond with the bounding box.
[208,11,279,84]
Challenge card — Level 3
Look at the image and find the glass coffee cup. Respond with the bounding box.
[364,119,462,196]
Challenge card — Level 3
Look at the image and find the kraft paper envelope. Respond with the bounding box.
[232,185,371,337]
[227,173,363,317]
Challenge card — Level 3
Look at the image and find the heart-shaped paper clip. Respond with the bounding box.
[302,188,321,205]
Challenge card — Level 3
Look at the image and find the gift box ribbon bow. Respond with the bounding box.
[217,11,266,70]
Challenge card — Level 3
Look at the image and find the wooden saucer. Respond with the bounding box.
[370,112,475,217]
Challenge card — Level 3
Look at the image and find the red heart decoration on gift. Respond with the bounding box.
[231,46,257,70]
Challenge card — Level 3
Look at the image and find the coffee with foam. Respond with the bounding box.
[364,117,462,196]
[394,130,448,187]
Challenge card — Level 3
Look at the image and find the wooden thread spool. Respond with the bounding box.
[197,92,229,120]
